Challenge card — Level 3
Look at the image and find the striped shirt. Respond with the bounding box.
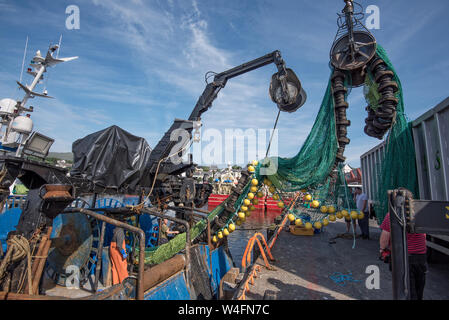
[380,212,426,254]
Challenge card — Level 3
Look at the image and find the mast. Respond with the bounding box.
[0,42,78,156]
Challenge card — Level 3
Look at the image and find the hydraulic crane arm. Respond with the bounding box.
[146,50,304,176]
[188,50,289,121]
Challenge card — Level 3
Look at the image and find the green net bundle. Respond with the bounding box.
[140,183,252,265]
[260,45,418,225]
[262,78,340,192]
[282,165,359,227]
[368,46,419,224]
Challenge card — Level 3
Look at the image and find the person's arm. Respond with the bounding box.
[113,228,127,259]
[380,230,390,253]
[167,229,180,235]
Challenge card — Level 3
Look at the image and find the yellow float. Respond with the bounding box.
[311,200,320,208]
[263,178,272,186]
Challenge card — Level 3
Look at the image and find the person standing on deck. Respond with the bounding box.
[355,187,370,239]
[379,208,427,300]
[159,218,180,245]
[109,227,129,285]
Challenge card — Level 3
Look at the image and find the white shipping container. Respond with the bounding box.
[360,141,385,206]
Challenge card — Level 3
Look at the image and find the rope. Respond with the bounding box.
[266,110,281,157]
[0,235,33,294]
[128,139,194,213]
[0,167,7,184]
[341,167,357,249]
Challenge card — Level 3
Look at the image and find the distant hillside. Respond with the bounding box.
[48,152,74,162]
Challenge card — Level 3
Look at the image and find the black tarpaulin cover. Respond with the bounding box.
[70,125,152,190]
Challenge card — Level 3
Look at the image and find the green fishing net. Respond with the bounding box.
[139,183,251,265]
[368,46,419,224]
[261,77,340,192]
[260,45,418,225]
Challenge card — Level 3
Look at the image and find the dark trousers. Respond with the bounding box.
[357,212,370,237]
[409,254,427,300]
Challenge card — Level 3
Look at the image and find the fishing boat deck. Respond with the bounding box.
[242,219,449,300]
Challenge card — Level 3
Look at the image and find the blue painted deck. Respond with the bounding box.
[145,271,192,300]
[143,244,233,300]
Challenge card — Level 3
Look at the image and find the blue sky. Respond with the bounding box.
[0,0,448,167]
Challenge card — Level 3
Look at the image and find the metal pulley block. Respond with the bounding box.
[269,68,307,113]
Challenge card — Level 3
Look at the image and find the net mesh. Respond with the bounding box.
[369,46,419,224]
[262,78,340,192]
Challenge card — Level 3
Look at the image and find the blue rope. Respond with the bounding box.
[329,272,361,287]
